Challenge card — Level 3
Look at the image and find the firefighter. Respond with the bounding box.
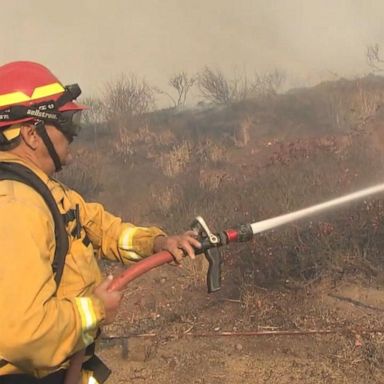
[0,61,200,383]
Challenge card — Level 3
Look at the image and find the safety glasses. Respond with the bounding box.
[55,110,83,143]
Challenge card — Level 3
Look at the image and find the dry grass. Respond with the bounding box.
[234,115,252,147]
[159,141,191,177]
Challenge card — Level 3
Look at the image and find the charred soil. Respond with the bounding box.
[97,264,384,384]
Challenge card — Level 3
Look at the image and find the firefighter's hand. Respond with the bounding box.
[153,231,201,263]
[94,275,123,324]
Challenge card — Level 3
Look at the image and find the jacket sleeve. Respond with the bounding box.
[69,189,167,263]
[0,200,104,374]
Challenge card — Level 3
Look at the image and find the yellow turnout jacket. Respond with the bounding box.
[0,151,165,378]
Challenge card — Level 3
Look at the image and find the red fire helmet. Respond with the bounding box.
[0,61,86,128]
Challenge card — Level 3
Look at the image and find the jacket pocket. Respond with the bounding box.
[59,238,101,297]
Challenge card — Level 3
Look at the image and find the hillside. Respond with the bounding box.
[59,75,384,383]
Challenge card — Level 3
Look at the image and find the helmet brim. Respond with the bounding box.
[58,101,88,112]
[0,100,88,128]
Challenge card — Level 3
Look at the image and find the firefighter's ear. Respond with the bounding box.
[19,123,39,150]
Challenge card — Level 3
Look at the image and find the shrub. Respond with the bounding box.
[159,141,191,177]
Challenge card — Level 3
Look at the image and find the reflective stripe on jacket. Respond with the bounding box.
[0,152,166,377]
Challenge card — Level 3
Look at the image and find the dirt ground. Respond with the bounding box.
[96,261,384,384]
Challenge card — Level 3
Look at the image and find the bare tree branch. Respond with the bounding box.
[367,44,384,72]
[197,67,233,105]
[168,72,196,107]
[103,74,155,120]
[197,67,286,105]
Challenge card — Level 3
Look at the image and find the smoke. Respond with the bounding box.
[1,0,384,103]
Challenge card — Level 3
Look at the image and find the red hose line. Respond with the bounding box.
[64,251,174,384]
[109,251,174,291]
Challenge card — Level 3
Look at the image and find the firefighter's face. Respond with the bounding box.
[45,124,74,167]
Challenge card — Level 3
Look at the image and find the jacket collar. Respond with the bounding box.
[0,151,66,207]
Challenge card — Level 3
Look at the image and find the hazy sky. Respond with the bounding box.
[2,0,384,106]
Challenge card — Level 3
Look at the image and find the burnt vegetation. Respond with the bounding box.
[55,68,384,383]
[59,69,384,290]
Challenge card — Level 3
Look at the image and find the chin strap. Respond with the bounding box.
[35,120,62,172]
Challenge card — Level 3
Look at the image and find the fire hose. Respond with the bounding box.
[64,182,384,383]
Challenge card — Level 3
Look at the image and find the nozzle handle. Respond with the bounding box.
[205,247,222,293]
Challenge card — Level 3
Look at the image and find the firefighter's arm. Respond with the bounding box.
[70,190,166,262]
[0,201,104,373]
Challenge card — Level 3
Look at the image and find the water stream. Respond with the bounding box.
[251,183,384,234]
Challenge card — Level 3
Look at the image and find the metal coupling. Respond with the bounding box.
[237,224,253,242]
